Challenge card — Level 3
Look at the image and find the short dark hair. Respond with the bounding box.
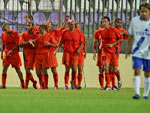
[2,23,9,31]
[102,16,110,22]
[115,18,122,22]
[39,25,47,30]
[139,3,150,11]
[75,22,80,28]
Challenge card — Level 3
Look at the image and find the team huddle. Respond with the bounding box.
[1,2,150,99]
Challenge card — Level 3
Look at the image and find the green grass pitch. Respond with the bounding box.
[0,88,149,113]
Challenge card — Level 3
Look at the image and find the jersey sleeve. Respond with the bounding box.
[1,32,4,44]
[50,35,58,47]
[55,27,64,38]
[128,19,134,36]
[122,29,128,39]
[19,33,25,45]
[14,31,20,45]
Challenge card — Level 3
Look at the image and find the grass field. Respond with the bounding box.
[0,88,149,113]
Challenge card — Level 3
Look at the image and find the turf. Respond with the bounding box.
[0,88,149,113]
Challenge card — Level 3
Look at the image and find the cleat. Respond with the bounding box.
[21,85,24,89]
[54,85,59,90]
[105,87,112,91]
[71,83,75,90]
[33,81,37,89]
[77,86,81,90]
[64,85,68,90]
[112,86,119,90]
[118,80,122,89]
[0,85,6,89]
[143,96,148,100]
[133,94,140,99]
[100,88,105,90]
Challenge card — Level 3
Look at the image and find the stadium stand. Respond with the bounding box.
[33,12,46,25]
[16,12,28,25]
[48,12,59,25]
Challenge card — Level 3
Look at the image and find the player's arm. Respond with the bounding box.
[76,42,84,55]
[107,39,123,48]
[93,39,98,61]
[62,14,69,29]
[125,35,134,59]
[1,44,5,59]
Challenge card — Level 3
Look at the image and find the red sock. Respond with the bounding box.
[72,72,77,88]
[29,73,35,83]
[2,73,7,88]
[25,73,30,88]
[110,72,116,87]
[37,73,42,86]
[115,70,121,81]
[20,80,25,88]
[53,73,58,86]
[99,73,104,88]
[44,74,48,89]
[64,72,69,86]
[105,73,111,88]
[78,73,82,86]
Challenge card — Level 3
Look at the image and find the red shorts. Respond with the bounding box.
[97,53,104,68]
[35,53,49,70]
[49,50,58,68]
[78,54,84,66]
[3,53,22,68]
[102,52,118,67]
[24,50,35,70]
[62,52,79,66]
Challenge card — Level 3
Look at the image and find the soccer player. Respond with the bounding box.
[57,20,84,89]
[126,3,150,99]
[46,15,69,90]
[97,16,122,90]
[75,22,87,89]
[35,23,57,89]
[0,24,24,89]
[93,27,105,90]
[20,22,39,89]
[110,18,129,90]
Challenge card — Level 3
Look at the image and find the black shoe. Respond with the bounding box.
[0,85,6,89]
[77,86,81,90]
[71,83,75,90]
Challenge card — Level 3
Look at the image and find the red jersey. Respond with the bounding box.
[60,28,84,53]
[47,33,58,51]
[20,32,39,52]
[35,32,50,54]
[1,30,19,55]
[117,28,128,53]
[49,27,64,41]
[97,26,122,53]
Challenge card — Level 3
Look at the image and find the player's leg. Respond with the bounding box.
[132,57,142,99]
[41,68,48,89]
[15,67,25,89]
[98,67,104,90]
[51,67,59,90]
[64,65,70,89]
[0,65,9,89]
[143,59,150,99]
[77,65,83,89]
[72,65,78,89]
[36,69,43,89]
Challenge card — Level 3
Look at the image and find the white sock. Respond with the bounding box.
[133,76,141,95]
[143,77,150,97]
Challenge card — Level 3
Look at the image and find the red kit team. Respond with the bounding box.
[0,14,128,90]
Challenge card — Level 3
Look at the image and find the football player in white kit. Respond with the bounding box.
[126,3,150,99]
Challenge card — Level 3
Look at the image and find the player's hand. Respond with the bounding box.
[7,50,13,57]
[125,49,131,59]
[65,14,69,22]
[24,14,28,19]
[1,53,3,60]
[44,41,50,45]
[29,40,35,47]
[93,53,96,61]
[84,52,87,58]
[54,48,59,56]
[107,44,113,48]
[76,49,80,55]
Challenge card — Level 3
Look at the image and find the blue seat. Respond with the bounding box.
[33,12,46,25]
[16,12,28,25]
[0,27,2,38]
[117,13,126,24]
[48,12,59,25]
[77,13,88,24]
[0,11,16,24]
[10,25,17,31]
